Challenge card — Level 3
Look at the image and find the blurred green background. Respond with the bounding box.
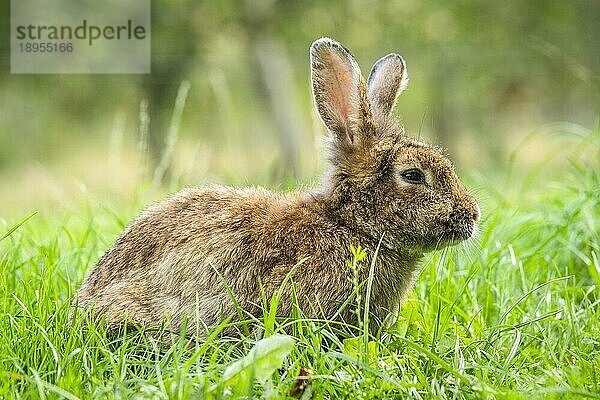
[0,0,598,214]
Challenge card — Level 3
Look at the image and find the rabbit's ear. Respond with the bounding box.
[310,38,374,145]
[367,53,408,121]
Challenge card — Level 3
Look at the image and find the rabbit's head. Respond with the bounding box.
[311,38,480,252]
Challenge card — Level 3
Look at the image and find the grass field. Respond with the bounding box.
[1,128,599,399]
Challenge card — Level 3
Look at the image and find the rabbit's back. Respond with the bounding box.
[75,185,356,330]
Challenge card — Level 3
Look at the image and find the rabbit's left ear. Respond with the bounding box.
[367,53,408,122]
[310,38,374,145]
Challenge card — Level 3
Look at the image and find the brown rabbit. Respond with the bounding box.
[73,38,479,335]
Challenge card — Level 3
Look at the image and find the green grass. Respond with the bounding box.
[1,129,599,399]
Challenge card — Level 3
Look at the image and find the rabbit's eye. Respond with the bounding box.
[401,169,426,185]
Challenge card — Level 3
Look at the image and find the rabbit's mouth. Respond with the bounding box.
[417,224,474,251]
[437,219,476,247]
[442,229,473,246]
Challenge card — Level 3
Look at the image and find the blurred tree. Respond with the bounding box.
[242,0,303,181]
[142,0,198,183]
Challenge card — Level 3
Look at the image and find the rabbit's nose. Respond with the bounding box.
[462,194,480,222]
[473,204,481,222]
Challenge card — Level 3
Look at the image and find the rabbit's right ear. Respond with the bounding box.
[367,53,408,122]
[310,38,374,145]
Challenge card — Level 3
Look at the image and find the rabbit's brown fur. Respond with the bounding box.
[74,38,479,334]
